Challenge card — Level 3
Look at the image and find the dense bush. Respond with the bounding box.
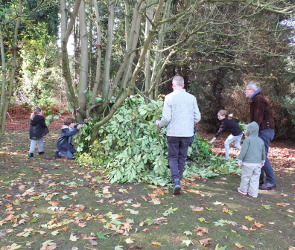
[76,96,239,185]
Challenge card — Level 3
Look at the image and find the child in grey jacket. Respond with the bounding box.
[237,121,265,198]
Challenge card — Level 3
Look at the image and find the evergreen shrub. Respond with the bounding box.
[76,96,239,185]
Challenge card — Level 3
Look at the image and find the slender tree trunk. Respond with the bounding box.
[102,0,115,100]
[0,0,22,140]
[91,0,165,140]
[60,0,73,105]
[77,0,88,122]
[122,3,143,89]
[144,6,153,95]
[0,27,8,137]
[60,0,86,117]
[91,0,102,105]
[149,0,172,99]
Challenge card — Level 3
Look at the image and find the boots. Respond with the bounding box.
[28,153,34,158]
[173,178,181,195]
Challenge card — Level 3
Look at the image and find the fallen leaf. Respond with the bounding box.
[2,243,22,249]
[182,239,193,246]
[276,203,290,207]
[191,206,204,212]
[241,225,249,231]
[127,245,144,249]
[151,241,161,245]
[245,216,254,221]
[187,189,201,195]
[69,233,79,241]
[222,208,233,215]
[125,238,134,244]
[194,225,208,234]
[183,231,193,236]
[254,221,264,228]
[262,204,271,210]
[235,242,245,248]
[199,238,212,246]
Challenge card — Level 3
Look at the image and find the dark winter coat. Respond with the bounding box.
[250,92,275,130]
[56,125,79,152]
[214,117,243,138]
[29,115,48,140]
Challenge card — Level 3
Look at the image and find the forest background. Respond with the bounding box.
[0,0,294,152]
[1,1,295,248]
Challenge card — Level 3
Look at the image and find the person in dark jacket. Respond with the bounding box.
[55,117,82,159]
[28,107,49,157]
[209,110,243,158]
[244,80,276,190]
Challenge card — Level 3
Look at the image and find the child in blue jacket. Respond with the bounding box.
[55,117,82,159]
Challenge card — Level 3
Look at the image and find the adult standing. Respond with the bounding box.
[244,80,276,190]
[155,75,201,195]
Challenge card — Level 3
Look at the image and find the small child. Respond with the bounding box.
[29,107,49,157]
[55,117,83,159]
[237,121,265,198]
[209,110,243,158]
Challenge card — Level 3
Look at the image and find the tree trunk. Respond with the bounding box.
[60,0,86,118]
[0,27,8,137]
[91,0,102,105]
[102,0,115,100]
[143,6,153,95]
[0,0,22,141]
[91,0,166,141]
[77,0,88,122]
[60,0,73,105]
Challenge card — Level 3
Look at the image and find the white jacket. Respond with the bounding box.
[158,89,201,137]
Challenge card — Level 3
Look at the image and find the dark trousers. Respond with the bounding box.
[167,136,191,180]
[259,128,276,185]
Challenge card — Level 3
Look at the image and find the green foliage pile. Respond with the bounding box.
[77,96,239,185]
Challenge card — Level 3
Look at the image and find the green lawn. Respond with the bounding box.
[0,130,294,249]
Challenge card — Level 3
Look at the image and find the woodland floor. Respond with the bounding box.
[0,128,294,250]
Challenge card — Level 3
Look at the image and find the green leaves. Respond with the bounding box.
[76,96,240,185]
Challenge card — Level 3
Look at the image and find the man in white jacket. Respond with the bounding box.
[155,75,201,195]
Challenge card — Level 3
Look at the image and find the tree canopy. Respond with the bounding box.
[0,0,294,139]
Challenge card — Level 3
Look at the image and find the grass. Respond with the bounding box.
[0,129,294,249]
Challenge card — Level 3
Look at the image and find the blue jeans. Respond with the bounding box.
[224,133,243,158]
[59,145,76,159]
[259,128,276,185]
[167,136,191,180]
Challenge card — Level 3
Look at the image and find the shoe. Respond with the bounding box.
[259,183,276,190]
[173,179,181,195]
[38,152,44,155]
[237,188,247,195]
[248,193,258,198]
[54,151,61,159]
[28,153,34,157]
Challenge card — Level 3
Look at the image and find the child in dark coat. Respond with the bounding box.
[209,110,243,158]
[55,117,82,159]
[29,107,49,157]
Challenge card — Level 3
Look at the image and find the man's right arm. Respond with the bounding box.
[158,98,172,128]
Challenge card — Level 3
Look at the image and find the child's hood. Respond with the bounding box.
[246,121,259,137]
